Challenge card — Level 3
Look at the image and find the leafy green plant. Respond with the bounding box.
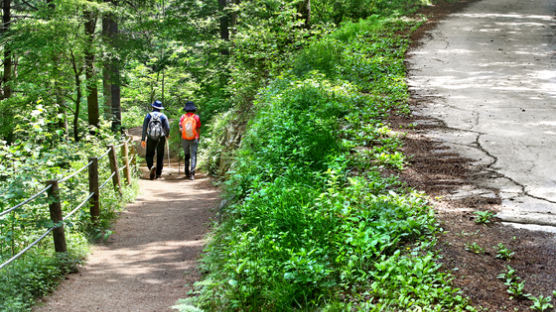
[497,266,530,300]
[473,210,496,224]
[495,243,515,260]
[528,294,553,311]
[506,280,527,299]
[465,242,485,254]
[179,9,473,311]
[497,265,518,283]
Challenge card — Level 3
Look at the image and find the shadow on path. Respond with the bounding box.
[34,175,220,312]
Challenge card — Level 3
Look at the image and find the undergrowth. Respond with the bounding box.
[175,10,473,312]
[0,106,139,311]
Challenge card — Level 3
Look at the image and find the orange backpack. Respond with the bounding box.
[181,114,198,140]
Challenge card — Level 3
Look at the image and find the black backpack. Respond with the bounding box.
[148,112,164,140]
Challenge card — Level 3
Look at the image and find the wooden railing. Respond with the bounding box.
[0,138,137,270]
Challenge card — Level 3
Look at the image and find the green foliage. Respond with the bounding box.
[494,243,514,260]
[0,104,138,311]
[497,266,530,300]
[178,10,472,311]
[473,210,495,224]
[312,0,432,24]
[0,235,88,312]
[464,242,485,254]
[529,294,553,311]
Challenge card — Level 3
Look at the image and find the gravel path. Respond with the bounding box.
[407,0,556,231]
[34,174,220,312]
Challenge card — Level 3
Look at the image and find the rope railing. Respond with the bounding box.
[63,192,95,221]
[0,227,55,270]
[98,147,112,160]
[0,184,52,219]
[100,172,116,190]
[58,161,93,184]
[0,137,136,271]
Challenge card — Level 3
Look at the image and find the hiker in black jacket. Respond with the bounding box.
[141,100,170,180]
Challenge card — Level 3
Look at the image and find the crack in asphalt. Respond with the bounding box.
[415,110,556,209]
[468,128,556,206]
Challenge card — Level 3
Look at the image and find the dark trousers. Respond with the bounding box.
[181,139,198,175]
[146,136,166,177]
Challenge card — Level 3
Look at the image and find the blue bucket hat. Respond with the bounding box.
[151,100,164,110]
[183,101,197,112]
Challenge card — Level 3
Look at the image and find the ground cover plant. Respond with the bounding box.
[0,104,138,311]
[175,8,474,312]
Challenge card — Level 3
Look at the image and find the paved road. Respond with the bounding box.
[408,0,556,229]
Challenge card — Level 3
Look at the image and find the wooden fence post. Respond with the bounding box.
[88,157,100,222]
[108,144,122,196]
[47,180,67,253]
[121,142,132,186]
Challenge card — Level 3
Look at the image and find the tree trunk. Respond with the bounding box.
[2,0,12,99]
[102,66,112,118]
[219,0,229,42]
[102,0,121,132]
[70,51,82,142]
[110,63,121,132]
[84,10,99,128]
[299,0,310,29]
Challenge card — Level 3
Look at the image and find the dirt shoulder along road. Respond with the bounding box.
[403,0,556,310]
[34,171,220,312]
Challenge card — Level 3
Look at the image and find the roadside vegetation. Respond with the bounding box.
[0,107,137,311]
[175,4,475,312]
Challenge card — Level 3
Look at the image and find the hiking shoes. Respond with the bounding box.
[149,167,156,180]
[189,171,195,180]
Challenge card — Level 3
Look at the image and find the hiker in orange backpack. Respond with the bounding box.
[179,101,201,180]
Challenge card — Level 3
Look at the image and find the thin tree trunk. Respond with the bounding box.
[2,0,12,99]
[299,0,310,29]
[101,12,112,120]
[102,0,121,132]
[218,0,230,55]
[46,0,67,137]
[84,10,99,128]
[219,0,229,41]
[70,51,82,141]
[110,63,121,132]
[102,66,112,118]
[230,0,239,34]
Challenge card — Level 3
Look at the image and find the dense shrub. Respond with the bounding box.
[175,12,472,311]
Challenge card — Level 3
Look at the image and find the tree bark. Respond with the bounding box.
[298,0,310,29]
[110,64,121,132]
[102,65,112,118]
[2,0,12,99]
[84,9,99,128]
[219,0,229,42]
[70,51,82,141]
[102,0,121,132]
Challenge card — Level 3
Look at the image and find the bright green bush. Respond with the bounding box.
[178,4,472,312]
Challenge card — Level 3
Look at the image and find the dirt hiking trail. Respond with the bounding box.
[34,173,220,312]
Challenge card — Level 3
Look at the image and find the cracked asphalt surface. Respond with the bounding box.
[407,0,556,230]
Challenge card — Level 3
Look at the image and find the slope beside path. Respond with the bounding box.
[34,174,220,312]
